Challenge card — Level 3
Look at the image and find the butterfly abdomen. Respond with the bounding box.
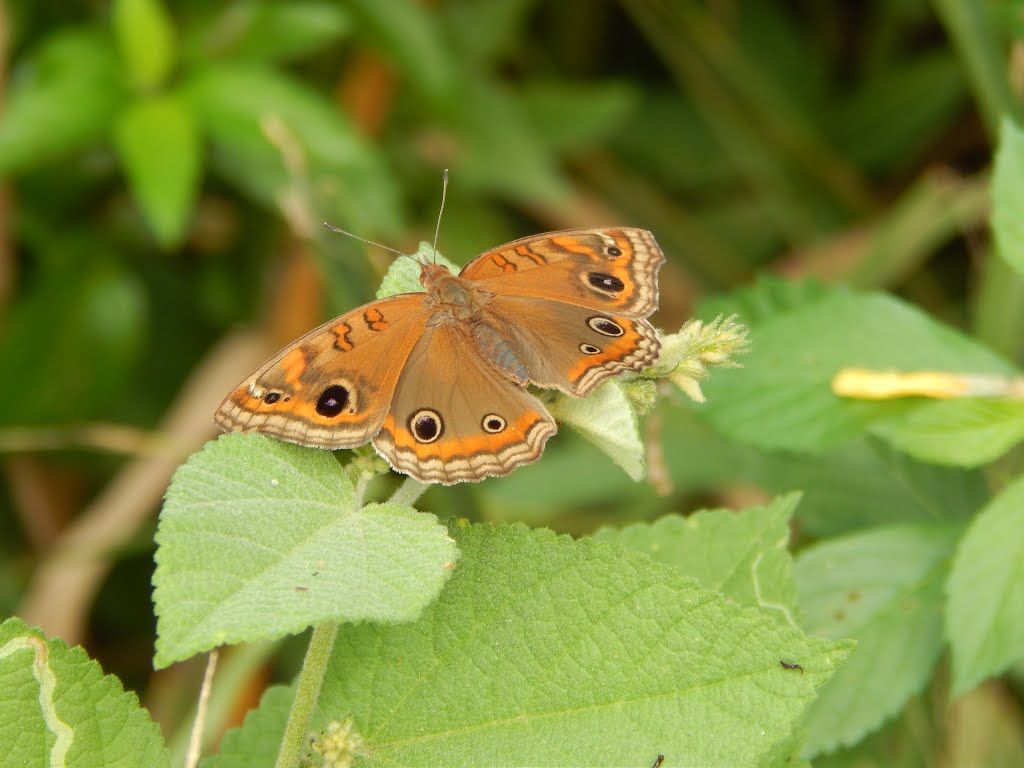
[471,322,529,385]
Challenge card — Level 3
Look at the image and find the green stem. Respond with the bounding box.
[388,475,429,506]
[274,621,340,768]
[931,0,1021,140]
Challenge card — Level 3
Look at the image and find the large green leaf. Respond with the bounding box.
[947,474,1024,695]
[153,433,458,668]
[113,92,201,247]
[594,494,800,624]
[699,286,1016,453]
[344,0,456,103]
[112,0,177,90]
[208,523,852,767]
[184,1,350,63]
[657,404,984,537]
[185,63,401,234]
[0,618,168,768]
[796,524,962,756]
[992,116,1024,278]
[0,30,124,175]
[869,397,1024,468]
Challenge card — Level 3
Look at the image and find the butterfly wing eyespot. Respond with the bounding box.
[585,271,626,294]
[315,383,355,418]
[481,414,507,433]
[409,409,444,443]
[587,316,626,337]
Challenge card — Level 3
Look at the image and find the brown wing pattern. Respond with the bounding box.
[216,293,430,449]
[372,323,556,484]
[458,227,664,318]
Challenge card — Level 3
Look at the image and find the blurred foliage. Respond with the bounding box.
[2,0,1024,765]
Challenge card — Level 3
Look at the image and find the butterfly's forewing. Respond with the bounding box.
[458,227,664,318]
[216,293,431,449]
[372,323,556,485]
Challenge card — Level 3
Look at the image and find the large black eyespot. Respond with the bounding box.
[587,316,625,337]
[607,246,622,257]
[263,392,281,405]
[316,385,350,417]
[482,414,506,433]
[410,409,443,443]
[580,343,601,355]
[587,272,625,293]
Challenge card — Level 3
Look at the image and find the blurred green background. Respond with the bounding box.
[2,0,1022,763]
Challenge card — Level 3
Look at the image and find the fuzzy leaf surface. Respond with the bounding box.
[0,618,168,768]
[210,523,852,767]
[594,493,800,624]
[153,433,457,668]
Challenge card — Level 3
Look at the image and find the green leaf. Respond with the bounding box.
[113,92,200,247]
[0,617,168,767]
[831,52,965,172]
[185,64,401,233]
[947,474,1024,695]
[796,523,962,756]
[655,406,984,538]
[593,494,800,624]
[442,0,535,65]
[869,398,1024,468]
[548,381,646,481]
[209,523,853,767]
[449,79,571,205]
[0,253,147,425]
[520,80,637,152]
[699,285,1016,453]
[112,0,177,90]
[203,685,293,768]
[992,116,1024,278]
[152,433,458,668]
[0,30,124,174]
[185,1,350,63]
[345,0,456,102]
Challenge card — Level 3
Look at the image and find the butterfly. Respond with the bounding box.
[215,228,664,485]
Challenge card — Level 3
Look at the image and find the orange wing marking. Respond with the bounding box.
[551,235,599,256]
[363,308,389,332]
[332,322,354,351]
[281,348,307,386]
[491,254,518,273]
[515,245,546,265]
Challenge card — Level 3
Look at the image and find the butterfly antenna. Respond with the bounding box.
[431,168,449,264]
[322,222,419,263]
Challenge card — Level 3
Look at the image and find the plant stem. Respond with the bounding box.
[388,476,429,506]
[184,650,219,768]
[274,621,340,768]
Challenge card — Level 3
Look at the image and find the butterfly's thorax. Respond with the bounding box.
[421,265,482,321]
[420,263,529,384]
